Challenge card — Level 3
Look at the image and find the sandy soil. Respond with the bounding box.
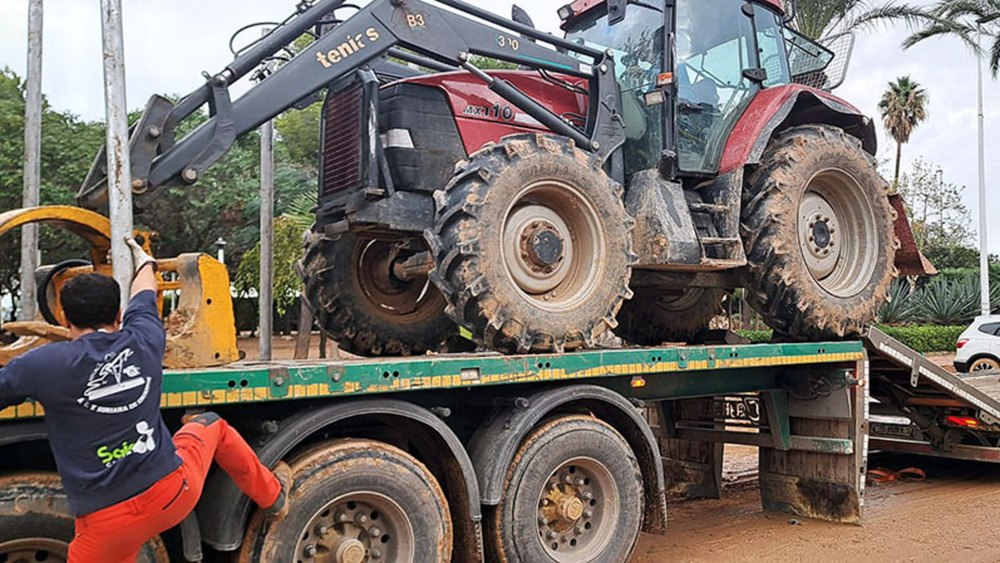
[632,452,1000,563]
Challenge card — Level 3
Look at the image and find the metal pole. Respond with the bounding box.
[19,0,42,321]
[258,118,275,361]
[977,21,991,315]
[100,0,134,310]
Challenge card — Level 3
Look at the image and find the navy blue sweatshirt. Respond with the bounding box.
[0,290,181,516]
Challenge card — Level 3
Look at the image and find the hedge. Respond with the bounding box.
[877,325,965,353]
[735,325,964,353]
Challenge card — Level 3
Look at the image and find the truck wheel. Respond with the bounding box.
[300,233,459,356]
[428,134,634,353]
[488,415,643,563]
[0,473,168,562]
[615,287,726,345]
[741,125,896,339]
[240,439,452,563]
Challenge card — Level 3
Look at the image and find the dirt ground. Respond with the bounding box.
[632,450,1000,563]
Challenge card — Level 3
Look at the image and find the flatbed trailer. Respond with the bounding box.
[0,338,871,562]
[866,327,1000,464]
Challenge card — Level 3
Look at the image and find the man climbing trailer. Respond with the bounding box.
[0,240,290,562]
[69,0,912,357]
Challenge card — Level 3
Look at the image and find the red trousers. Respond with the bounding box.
[68,413,281,563]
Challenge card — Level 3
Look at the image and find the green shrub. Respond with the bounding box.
[735,330,773,343]
[878,278,918,324]
[877,325,965,353]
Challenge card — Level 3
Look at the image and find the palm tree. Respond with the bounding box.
[901,1,1000,77]
[878,76,929,188]
[793,0,931,39]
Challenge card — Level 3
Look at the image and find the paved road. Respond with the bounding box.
[631,452,1000,562]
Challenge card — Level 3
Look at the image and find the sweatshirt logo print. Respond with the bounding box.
[96,420,157,467]
[78,348,151,414]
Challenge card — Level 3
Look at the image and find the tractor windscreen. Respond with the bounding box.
[675,0,789,174]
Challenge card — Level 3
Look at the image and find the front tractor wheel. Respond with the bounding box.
[427,134,634,353]
[741,125,897,339]
[301,233,460,356]
[615,287,727,346]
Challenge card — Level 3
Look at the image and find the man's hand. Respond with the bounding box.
[125,237,158,298]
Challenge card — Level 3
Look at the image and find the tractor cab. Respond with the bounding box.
[561,0,837,177]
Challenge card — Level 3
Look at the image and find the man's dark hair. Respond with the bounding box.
[60,274,121,329]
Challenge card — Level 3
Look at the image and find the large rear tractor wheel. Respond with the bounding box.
[427,134,635,353]
[240,439,452,563]
[487,415,643,562]
[300,233,460,356]
[741,125,897,339]
[0,474,168,563]
[615,287,727,345]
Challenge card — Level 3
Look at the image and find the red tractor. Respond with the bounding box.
[78,0,910,356]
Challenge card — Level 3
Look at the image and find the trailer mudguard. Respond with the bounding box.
[197,399,484,560]
[0,421,47,449]
[467,384,667,534]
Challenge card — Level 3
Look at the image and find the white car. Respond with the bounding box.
[955,315,1000,372]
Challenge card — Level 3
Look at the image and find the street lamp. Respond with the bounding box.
[976,14,998,316]
[215,237,227,265]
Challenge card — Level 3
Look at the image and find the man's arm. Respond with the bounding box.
[0,360,30,410]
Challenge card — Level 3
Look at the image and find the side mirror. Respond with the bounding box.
[512,5,535,29]
[608,0,626,25]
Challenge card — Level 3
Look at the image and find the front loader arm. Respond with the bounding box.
[78,0,626,210]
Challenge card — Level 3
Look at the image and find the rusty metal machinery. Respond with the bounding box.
[0,206,238,369]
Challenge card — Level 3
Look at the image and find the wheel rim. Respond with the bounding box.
[973,360,999,372]
[0,538,67,563]
[797,169,878,298]
[355,238,438,323]
[294,492,415,563]
[501,180,606,312]
[535,457,619,562]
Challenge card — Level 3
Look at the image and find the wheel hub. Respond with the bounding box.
[536,459,617,561]
[522,221,565,271]
[295,493,413,563]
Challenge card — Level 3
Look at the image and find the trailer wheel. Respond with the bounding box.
[300,232,461,356]
[0,473,168,562]
[741,125,896,339]
[428,134,634,353]
[240,439,452,563]
[488,415,643,563]
[615,287,726,345]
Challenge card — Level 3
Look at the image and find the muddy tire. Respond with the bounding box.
[240,439,452,563]
[300,232,460,356]
[487,415,643,563]
[0,473,168,562]
[615,287,727,345]
[427,134,634,353]
[740,125,896,339]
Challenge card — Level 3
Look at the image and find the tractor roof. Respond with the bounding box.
[561,0,785,24]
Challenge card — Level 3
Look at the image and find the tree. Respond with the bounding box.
[902,0,1000,77]
[878,76,928,188]
[894,158,973,251]
[234,216,308,315]
[793,1,932,39]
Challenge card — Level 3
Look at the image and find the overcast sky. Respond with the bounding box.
[0,0,997,255]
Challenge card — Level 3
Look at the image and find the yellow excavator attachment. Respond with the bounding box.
[0,206,239,369]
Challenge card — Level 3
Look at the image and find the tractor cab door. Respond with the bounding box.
[675,0,790,174]
[564,1,666,178]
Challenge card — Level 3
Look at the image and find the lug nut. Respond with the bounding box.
[369,526,382,538]
[371,548,383,558]
[575,525,585,535]
[316,524,329,535]
[303,544,317,558]
[336,511,349,523]
[564,475,574,483]
[581,491,593,500]
[547,530,558,540]
[355,513,369,524]
[539,516,548,525]
[583,509,593,518]
[574,478,585,486]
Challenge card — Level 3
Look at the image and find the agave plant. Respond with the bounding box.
[878,278,919,324]
[913,276,982,325]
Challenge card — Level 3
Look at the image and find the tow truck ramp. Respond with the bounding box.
[866,327,1000,462]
